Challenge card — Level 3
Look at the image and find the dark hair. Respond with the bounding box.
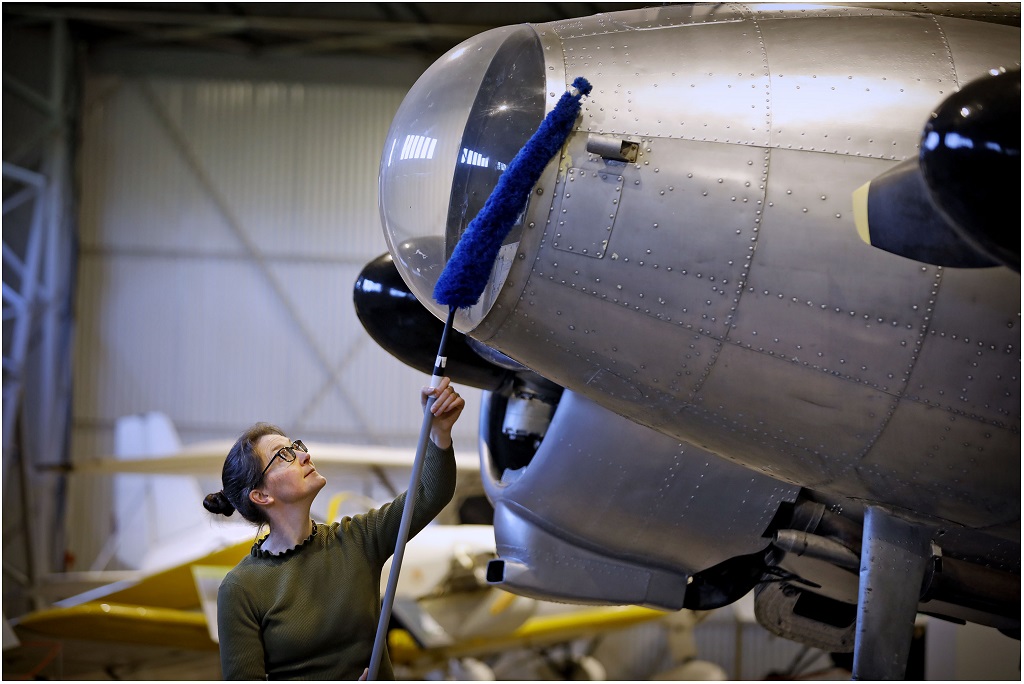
[203,422,286,525]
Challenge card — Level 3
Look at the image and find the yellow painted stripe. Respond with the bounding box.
[852,181,872,245]
[488,590,518,615]
[327,492,352,523]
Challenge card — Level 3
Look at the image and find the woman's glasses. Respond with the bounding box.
[258,440,307,483]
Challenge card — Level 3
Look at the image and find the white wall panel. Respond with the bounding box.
[71,73,482,569]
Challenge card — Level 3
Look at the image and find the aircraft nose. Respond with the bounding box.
[378,22,547,328]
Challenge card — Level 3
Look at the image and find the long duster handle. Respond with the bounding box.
[367,307,456,680]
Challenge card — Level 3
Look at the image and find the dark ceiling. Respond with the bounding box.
[5,3,1018,65]
[3,3,661,60]
[3,3,1016,85]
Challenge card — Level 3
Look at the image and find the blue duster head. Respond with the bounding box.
[433,77,593,310]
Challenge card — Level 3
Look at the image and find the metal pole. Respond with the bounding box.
[1,172,46,472]
[367,307,455,679]
[38,17,73,575]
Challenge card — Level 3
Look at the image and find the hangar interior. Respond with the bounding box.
[3,2,1020,680]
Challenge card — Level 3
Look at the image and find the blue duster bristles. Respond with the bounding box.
[433,76,593,309]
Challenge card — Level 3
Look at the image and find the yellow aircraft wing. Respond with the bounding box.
[14,540,252,650]
[16,602,215,651]
[16,527,668,664]
[19,544,666,659]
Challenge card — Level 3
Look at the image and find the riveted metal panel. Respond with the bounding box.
[906,267,1020,426]
[557,14,771,145]
[549,3,753,37]
[479,5,1020,506]
[737,150,933,393]
[534,136,766,343]
[489,270,724,421]
[744,151,904,301]
[749,5,897,21]
[935,16,1021,86]
[691,343,894,487]
[728,285,926,397]
[857,400,1019,535]
[761,14,956,160]
[486,391,799,574]
[550,167,622,258]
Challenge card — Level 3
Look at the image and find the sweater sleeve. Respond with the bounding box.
[359,439,457,566]
[217,576,266,680]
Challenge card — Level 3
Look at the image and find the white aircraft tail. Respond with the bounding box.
[112,412,250,572]
[2,613,19,651]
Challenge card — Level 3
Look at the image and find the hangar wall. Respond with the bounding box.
[67,63,483,569]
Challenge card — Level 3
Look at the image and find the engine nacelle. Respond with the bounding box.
[479,388,801,608]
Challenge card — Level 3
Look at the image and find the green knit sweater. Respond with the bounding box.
[217,440,457,680]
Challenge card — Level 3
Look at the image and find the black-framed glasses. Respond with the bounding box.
[258,439,307,483]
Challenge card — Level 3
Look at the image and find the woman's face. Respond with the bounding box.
[255,433,327,505]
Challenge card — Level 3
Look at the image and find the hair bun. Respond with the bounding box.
[203,490,235,516]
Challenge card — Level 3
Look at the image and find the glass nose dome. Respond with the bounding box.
[378,23,545,330]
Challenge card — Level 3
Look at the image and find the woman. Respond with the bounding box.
[203,378,464,680]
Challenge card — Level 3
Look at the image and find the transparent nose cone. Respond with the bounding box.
[378,23,545,329]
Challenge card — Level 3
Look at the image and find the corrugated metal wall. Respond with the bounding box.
[69,74,482,568]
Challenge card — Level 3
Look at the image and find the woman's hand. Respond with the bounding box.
[421,377,465,449]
